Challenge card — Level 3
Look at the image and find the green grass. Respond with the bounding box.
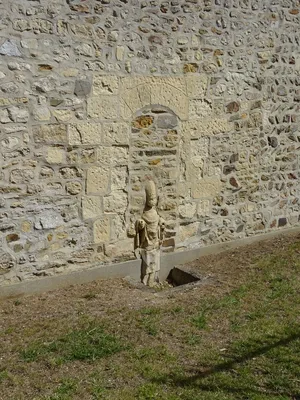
[2,236,300,399]
[21,323,123,363]
[0,370,9,383]
[44,379,78,400]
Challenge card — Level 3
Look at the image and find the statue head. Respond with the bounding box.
[145,180,157,208]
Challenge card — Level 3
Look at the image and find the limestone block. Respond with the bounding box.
[120,84,151,120]
[191,137,210,159]
[82,196,102,220]
[111,214,127,240]
[80,148,97,164]
[46,147,65,164]
[111,147,129,166]
[111,167,128,191]
[197,199,211,217]
[97,146,112,166]
[94,217,110,243]
[69,23,93,39]
[178,203,197,219]
[52,109,73,123]
[186,74,208,98]
[21,221,32,233]
[103,190,127,213]
[59,167,83,179]
[68,123,102,145]
[102,122,130,145]
[33,124,67,144]
[120,76,186,93]
[190,99,212,119]
[177,182,191,198]
[116,46,125,61]
[120,76,153,91]
[87,166,109,194]
[178,222,200,243]
[120,77,187,120]
[0,251,15,275]
[192,177,222,199]
[74,79,92,97]
[87,96,119,120]
[182,119,232,139]
[8,107,29,123]
[186,137,209,181]
[151,83,188,120]
[33,105,51,121]
[104,239,134,260]
[0,97,28,106]
[35,212,64,230]
[1,136,19,151]
[61,68,79,77]
[10,168,34,184]
[188,160,204,181]
[33,76,57,93]
[66,181,82,195]
[0,109,11,123]
[93,76,119,96]
[0,40,21,57]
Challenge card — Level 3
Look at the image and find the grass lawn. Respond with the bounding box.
[1,233,300,400]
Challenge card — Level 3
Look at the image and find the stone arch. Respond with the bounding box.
[126,104,182,250]
[119,77,189,121]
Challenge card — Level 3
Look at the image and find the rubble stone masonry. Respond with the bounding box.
[0,0,300,285]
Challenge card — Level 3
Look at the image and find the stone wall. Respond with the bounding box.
[1,0,300,285]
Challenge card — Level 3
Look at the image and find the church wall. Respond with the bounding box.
[0,0,300,285]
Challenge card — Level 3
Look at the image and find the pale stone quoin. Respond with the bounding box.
[0,0,299,287]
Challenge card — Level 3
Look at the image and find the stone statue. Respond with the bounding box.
[129,180,165,287]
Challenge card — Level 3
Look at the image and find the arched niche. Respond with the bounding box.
[126,105,181,247]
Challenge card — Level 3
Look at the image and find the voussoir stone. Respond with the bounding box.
[68,123,102,145]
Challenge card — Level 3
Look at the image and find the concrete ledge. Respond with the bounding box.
[0,259,141,298]
[1,226,300,298]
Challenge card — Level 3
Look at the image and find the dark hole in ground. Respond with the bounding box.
[167,267,200,287]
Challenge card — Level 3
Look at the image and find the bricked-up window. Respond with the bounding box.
[127,106,180,250]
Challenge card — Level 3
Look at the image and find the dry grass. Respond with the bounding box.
[1,232,300,399]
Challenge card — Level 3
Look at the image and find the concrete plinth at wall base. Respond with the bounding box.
[1,226,300,299]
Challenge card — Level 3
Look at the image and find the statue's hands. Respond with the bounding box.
[138,219,146,230]
[134,247,141,259]
[160,218,166,232]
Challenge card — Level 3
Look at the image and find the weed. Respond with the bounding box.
[186,334,201,345]
[21,323,123,363]
[137,383,160,400]
[139,308,160,336]
[171,306,183,314]
[192,311,207,330]
[45,378,77,400]
[0,370,8,383]
[140,307,160,316]
[142,319,158,336]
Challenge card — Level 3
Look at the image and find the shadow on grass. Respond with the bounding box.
[151,330,300,398]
